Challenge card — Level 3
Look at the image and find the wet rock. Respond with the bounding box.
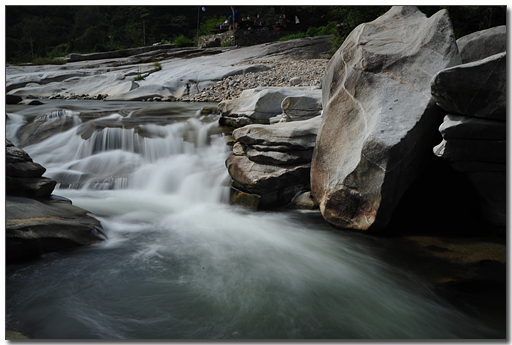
[17,109,81,147]
[6,196,105,263]
[6,139,56,198]
[19,99,44,105]
[311,6,460,232]
[6,94,22,104]
[286,191,319,210]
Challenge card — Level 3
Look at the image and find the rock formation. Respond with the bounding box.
[6,36,331,103]
[6,140,104,262]
[6,139,56,197]
[432,28,506,227]
[456,25,506,64]
[219,87,322,128]
[310,6,461,232]
[227,116,321,209]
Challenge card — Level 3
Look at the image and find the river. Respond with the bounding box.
[5,100,502,339]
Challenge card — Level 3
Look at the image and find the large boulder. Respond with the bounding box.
[6,139,56,197]
[432,50,506,227]
[457,25,506,64]
[227,116,321,209]
[6,196,105,263]
[310,6,460,232]
[431,52,506,121]
[219,87,322,128]
[271,94,323,123]
[5,140,105,262]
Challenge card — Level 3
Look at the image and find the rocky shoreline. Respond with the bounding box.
[5,7,506,339]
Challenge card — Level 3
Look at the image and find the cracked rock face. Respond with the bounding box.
[227,116,321,209]
[311,6,460,232]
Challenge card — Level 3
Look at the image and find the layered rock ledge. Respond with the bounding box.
[6,140,105,263]
[432,26,506,227]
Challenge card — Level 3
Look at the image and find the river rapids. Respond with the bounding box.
[5,100,501,339]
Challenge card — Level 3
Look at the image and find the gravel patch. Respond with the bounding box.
[180,59,328,103]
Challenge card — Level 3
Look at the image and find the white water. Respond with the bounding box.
[5,102,501,339]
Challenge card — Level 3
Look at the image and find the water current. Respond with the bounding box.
[5,101,501,339]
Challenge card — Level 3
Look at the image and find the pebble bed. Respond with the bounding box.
[180,59,329,103]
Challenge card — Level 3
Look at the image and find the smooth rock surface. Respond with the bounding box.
[457,25,506,63]
[431,52,506,120]
[219,87,322,127]
[6,196,105,262]
[6,37,331,102]
[311,6,461,232]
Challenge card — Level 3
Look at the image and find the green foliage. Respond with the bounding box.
[134,72,145,81]
[154,62,162,70]
[174,35,192,47]
[221,39,232,47]
[278,22,335,42]
[278,32,307,42]
[160,39,172,45]
[5,6,506,64]
[31,57,66,65]
[199,16,227,36]
[47,43,70,58]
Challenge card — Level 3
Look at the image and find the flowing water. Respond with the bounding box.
[5,101,501,339]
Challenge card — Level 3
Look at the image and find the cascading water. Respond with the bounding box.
[5,101,502,339]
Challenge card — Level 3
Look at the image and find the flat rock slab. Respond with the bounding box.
[6,196,105,262]
[6,37,332,102]
[311,6,460,232]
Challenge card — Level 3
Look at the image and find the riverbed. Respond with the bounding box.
[5,100,504,339]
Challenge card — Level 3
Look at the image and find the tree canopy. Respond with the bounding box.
[6,6,506,64]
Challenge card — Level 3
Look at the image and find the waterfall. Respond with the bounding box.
[5,102,502,340]
[11,108,230,202]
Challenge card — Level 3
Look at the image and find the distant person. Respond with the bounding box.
[227,15,233,30]
[233,9,241,29]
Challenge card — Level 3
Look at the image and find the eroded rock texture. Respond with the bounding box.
[227,116,321,209]
[311,6,460,232]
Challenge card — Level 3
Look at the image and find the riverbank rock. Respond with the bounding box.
[219,87,322,128]
[6,140,105,263]
[310,6,461,232]
[7,94,22,104]
[227,116,321,209]
[6,139,56,197]
[6,196,105,263]
[457,25,506,63]
[431,52,505,121]
[432,44,506,227]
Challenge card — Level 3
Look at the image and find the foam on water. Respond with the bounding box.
[5,103,501,339]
